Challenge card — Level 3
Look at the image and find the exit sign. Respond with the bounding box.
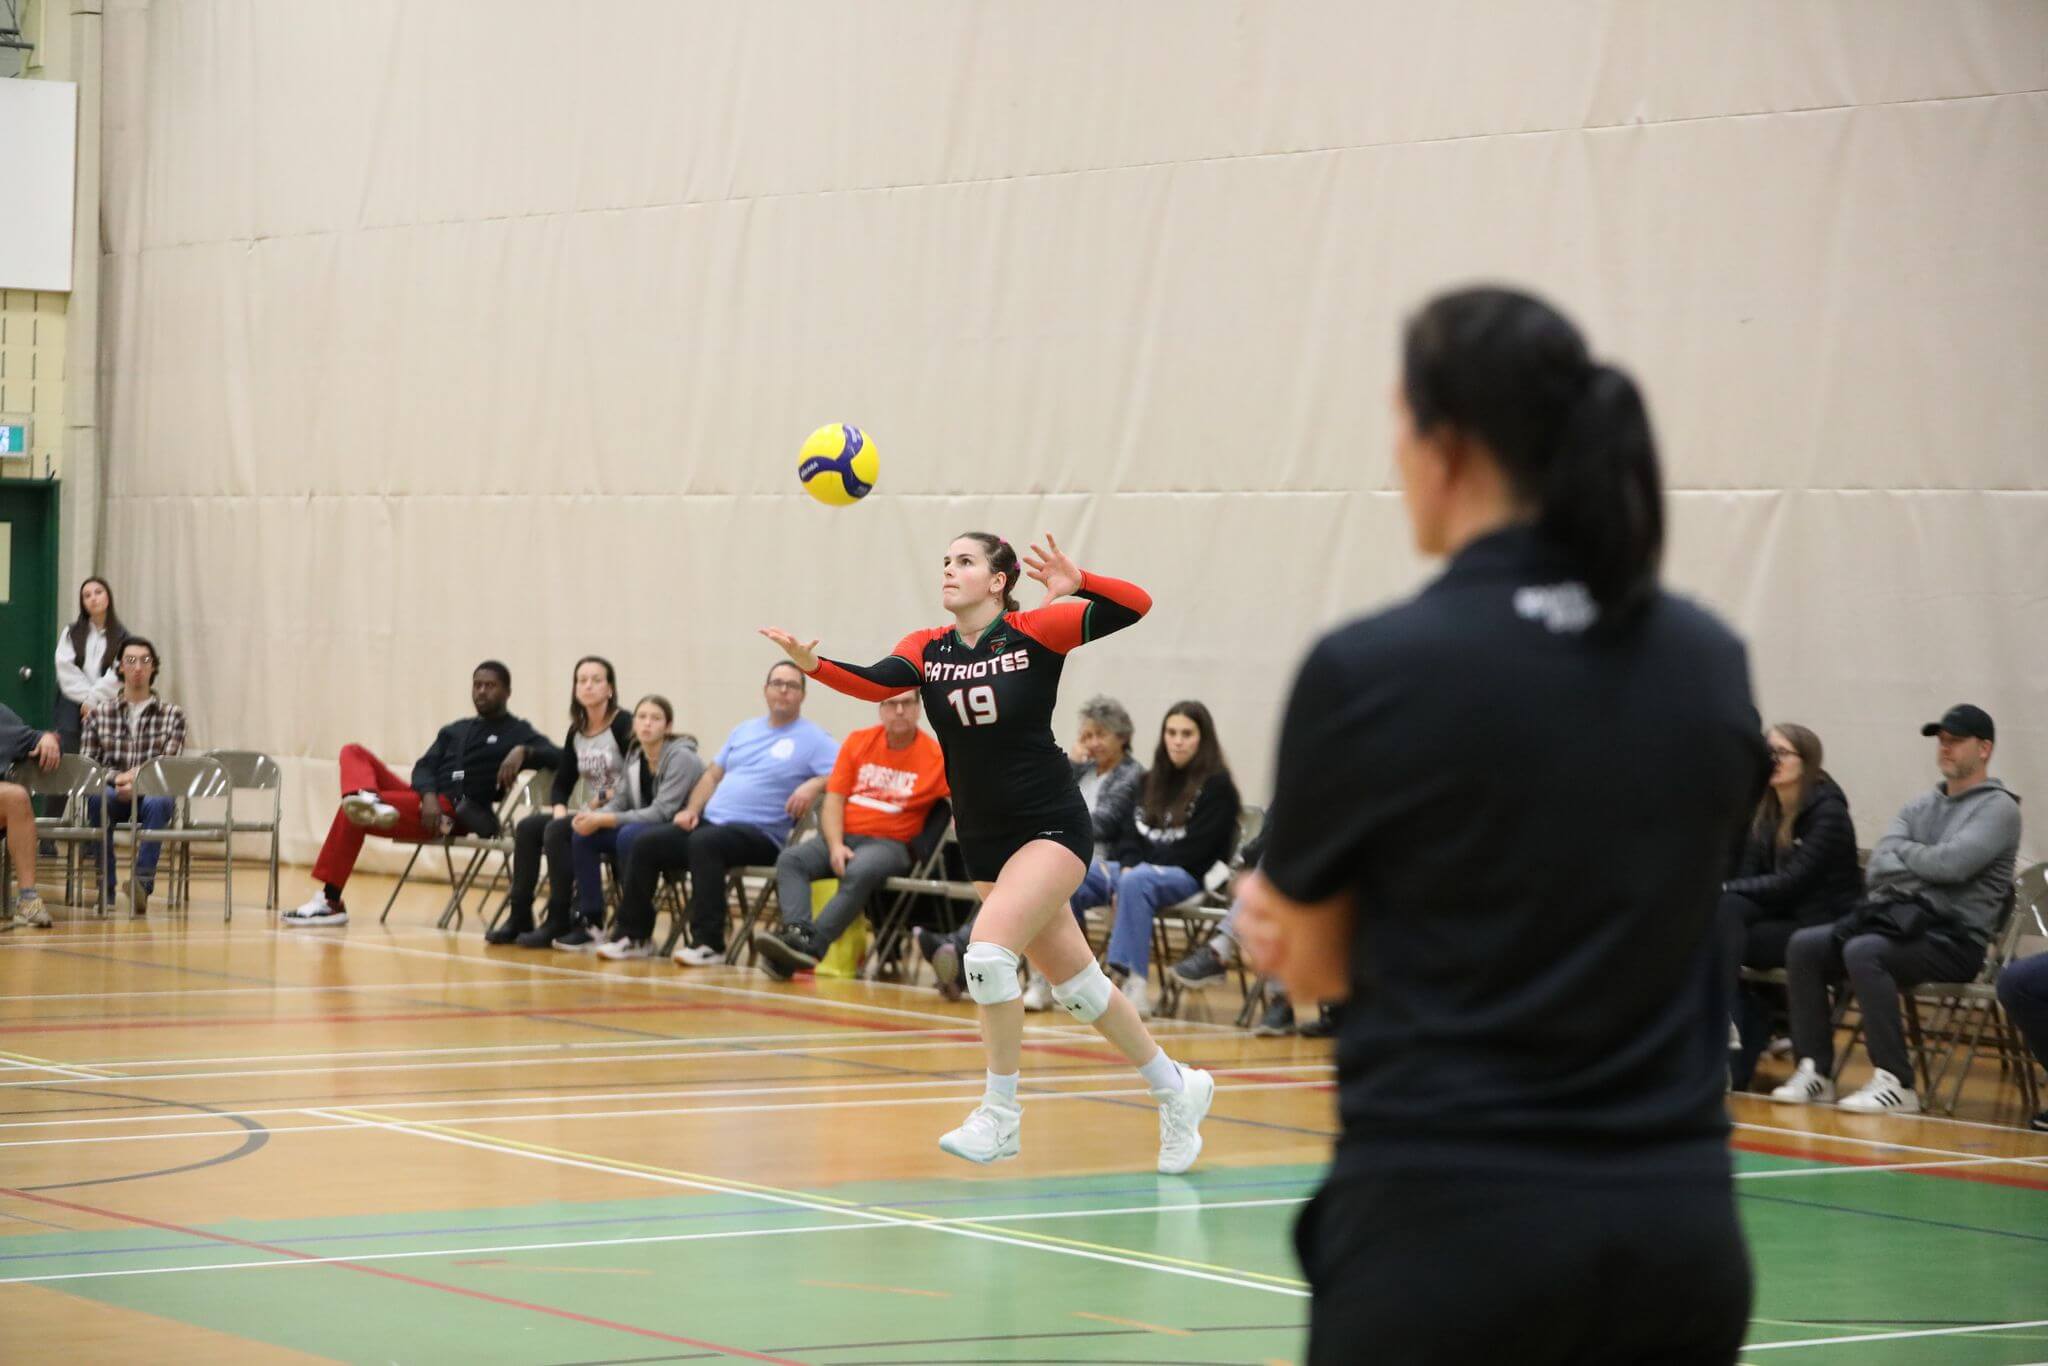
[0,418,28,456]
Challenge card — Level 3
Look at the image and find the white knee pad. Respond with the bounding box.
[962,942,1023,1006]
[1051,961,1114,1023]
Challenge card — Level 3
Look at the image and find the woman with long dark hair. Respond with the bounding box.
[52,577,128,753]
[1089,701,1239,1018]
[1718,722,1860,1086]
[762,532,1215,1174]
[1240,286,1767,1364]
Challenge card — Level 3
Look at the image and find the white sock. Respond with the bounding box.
[1138,1049,1184,1093]
[985,1070,1020,1108]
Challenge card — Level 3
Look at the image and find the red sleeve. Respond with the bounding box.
[807,629,935,701]
[1009,571,1152,655]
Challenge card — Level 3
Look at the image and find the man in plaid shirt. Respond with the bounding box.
[82,636,187,916]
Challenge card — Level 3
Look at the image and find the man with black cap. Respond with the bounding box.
[1772,703,2022,1114]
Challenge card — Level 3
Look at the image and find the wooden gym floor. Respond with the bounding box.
[0,872,2044,1364]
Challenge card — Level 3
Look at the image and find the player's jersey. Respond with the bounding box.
[806,571,1151,834]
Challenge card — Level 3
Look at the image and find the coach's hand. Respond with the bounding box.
[758,628,819,674]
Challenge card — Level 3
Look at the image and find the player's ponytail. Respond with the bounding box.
[960,531,1022,613]
[1402,286,1663,630]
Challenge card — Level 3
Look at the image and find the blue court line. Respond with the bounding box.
[0,1175,1319,1263]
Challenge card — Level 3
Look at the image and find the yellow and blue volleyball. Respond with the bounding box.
[797,423,878,506]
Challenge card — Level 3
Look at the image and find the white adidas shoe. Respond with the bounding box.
[672,942,723,967]
[938,1102,1021,1164]
[282,894,348,928]
[596,936,654,961]
[1155,1065,1214,1174]
[1838,1069,1921,1115]
[1769,1058,1835,1105]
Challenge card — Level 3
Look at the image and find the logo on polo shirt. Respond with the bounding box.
[1514,581,1597,635]
[770,738,796,761]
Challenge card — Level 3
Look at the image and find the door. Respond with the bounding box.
[0,480,59,727]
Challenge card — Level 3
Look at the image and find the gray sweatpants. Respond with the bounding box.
[1785,925,1985,1087]
[774,835,912,949]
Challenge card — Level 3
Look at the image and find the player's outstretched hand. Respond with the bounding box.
[1023,533,1081,603]
[758,627,820,674]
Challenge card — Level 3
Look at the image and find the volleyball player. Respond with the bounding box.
[1239,287,1768,1364]
[761,532,1214,1172]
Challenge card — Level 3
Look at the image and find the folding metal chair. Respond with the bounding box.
[207,750,284,909]
[723,809,820,966]
[1151,804,1264,1017]
[864,820,981,981]
[3,755,109,915]
[128,756,234,920]
[379,771,542,930]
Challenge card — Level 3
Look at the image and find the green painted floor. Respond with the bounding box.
[6,1157,2046,1363]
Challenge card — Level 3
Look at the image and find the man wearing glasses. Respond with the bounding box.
[610,661,837,965]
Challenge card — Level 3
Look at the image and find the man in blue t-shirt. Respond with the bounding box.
[611,661,837,965]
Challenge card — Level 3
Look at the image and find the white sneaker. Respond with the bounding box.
[1728,1021,1742,1051]
[1769,1058,1835,1105]
[672,942,723,967]
[340,793,399,831]
[9,889,51,930]
[597,937,654,961]
[1838,1069,1921,1115]
[938,1101,1021,1164]
[1154,1066,1214,1174]
[1020,970,1052,1013]
[282,892,348,928]
[1121,971,1153,1020]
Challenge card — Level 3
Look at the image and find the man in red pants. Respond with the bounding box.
[284,661,555,928]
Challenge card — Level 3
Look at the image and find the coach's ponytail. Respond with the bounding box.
[959,531,1022,613]
[1402,286,1664,630]
[1540,364,1663,625]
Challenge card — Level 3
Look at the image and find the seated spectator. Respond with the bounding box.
[487,656,630,946]
[1717,723,1862,1088]
[563,696,703,958]
[284,661,555,928]
[1995,948,2048,1132]
[0,703,61,929]
[607,662,836,964]
[1773,705,2022,1114]
[1094,701,1241,1018]
[752,690,950,979]
[81,638,186,917]
[52,576,125,755]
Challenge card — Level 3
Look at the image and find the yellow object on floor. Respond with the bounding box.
[811,878,870,978]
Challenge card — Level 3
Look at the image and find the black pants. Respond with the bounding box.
[1296,1168,1751,1365]
[1994,951,2048,1076]
[613,821,779,948]
[1716,892,1840,1087]
[1785,925,1985,1086]
[506,811,576,924]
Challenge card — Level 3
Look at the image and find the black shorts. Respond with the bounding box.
[1296,1167,1751,1365]
[957,804,1094,883]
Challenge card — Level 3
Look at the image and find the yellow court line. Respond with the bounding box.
[1073,1311,1193,1337]
[0,1048,109,1079]
[332,1107,1311,1292]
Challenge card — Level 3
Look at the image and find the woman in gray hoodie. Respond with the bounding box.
[557,695,703,955]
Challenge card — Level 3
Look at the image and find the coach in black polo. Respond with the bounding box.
[1245,288,1769,1365]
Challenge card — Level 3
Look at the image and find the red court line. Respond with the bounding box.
[1732,1137,2048,1193]
[0,1001,729,1035]
[0,1185,802,1363]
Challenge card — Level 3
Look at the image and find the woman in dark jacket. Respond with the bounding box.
[1098,701,1241,1017]
[1718,722,1860,1084]
[486,656,631,945]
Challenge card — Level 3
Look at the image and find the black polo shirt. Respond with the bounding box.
[1263,525,1767,1178]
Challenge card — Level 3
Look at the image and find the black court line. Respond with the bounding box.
[16,1085,269,1193]
[1739,1189,2048,1246]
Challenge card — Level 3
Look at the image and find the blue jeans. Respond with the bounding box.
[1074,859,1118,913]
[1105,863,1201,976]
[570,821,661,925]
[86,789,176,892]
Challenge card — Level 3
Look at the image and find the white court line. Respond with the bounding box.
[1731,1119,2036,1163]
[0,1054,112,1083]
[0,1060,1339,1130]
[0,977,641,1005]
[1735,1154,2048,1180]
[1747,1318,2048,1352]
[0,1194,1313,1286]
[310,1107,1313,1299]
[0,1032,1003,1092]
[0,1078,1340,1148]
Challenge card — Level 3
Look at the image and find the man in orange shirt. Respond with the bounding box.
[753,691,950,979]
